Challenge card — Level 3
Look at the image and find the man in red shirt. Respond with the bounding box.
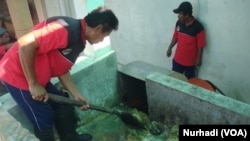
[167,1,206,79]
[0,6,118,141]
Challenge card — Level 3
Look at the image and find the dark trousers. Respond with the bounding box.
[172,59,196,79]
[2,81,64,131]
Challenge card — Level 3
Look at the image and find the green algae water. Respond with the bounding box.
[76,105,178,141]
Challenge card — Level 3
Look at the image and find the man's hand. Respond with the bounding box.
[167,48,172,57]
[74,94,89,110]
[29,82,48,102]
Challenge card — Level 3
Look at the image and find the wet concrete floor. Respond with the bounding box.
[76,105,178,141]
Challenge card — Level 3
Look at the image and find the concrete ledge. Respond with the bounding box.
[146,72,250,126]
[70,50,120,123]
[117,61,188,113]
[118,61,172,81]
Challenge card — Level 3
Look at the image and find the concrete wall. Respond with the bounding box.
[118,60,250,127]
[51,49,119,124]
[69,50,120,123]
[146,72,250,127]
[105,0,250,104]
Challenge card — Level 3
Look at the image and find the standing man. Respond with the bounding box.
[167,1,206,79]
[0,6,118,141]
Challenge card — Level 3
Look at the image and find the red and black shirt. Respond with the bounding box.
[0,16,86,90]
[173,17,206,66]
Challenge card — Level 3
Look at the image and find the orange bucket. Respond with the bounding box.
[189,77,215,92]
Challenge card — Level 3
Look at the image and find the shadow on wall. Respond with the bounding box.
[118,72,148,114]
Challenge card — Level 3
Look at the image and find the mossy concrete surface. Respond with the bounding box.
[68,50,120,123]
[77,106,169,141]
[118,61,171,81]
[146,72,250,127]
[69,52,169,141]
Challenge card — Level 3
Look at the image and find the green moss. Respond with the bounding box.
[166,125,179,141]
[77,104,169,141]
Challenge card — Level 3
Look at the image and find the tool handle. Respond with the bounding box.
[48,93,116,114]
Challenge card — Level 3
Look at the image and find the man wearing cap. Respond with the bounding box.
[167,1,206,79]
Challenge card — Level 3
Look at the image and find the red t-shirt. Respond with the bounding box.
[173,18,206,66]
[0,45,6,60]
[0,18,86,90]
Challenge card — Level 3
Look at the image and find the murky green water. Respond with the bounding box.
[76,105,178,141]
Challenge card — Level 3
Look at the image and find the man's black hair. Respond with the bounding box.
[84,6,119,33]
